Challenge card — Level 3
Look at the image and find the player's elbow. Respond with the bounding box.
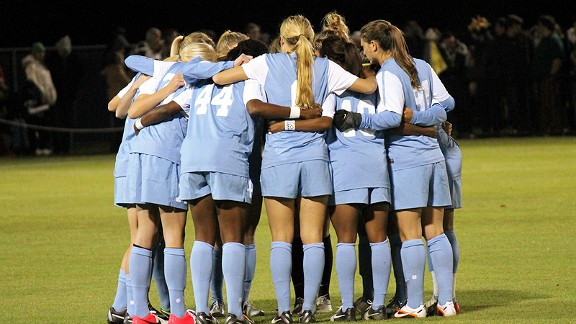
[246,99,261,116]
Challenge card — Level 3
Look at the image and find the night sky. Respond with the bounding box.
[0,0,574,48]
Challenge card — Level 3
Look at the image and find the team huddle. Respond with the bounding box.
[106,12,462,324]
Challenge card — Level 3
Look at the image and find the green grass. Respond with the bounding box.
[1,137,575,323]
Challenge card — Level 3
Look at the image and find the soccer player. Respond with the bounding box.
[209,15,377,324]
[337,19,456,318]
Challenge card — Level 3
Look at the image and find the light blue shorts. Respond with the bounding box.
[114,176,134,208]
[179,171,253,203]
[261,160,332,199]
[127,153,187,210]
[448,177,462,209]
[389,161,451,211]
[330,187,390,206]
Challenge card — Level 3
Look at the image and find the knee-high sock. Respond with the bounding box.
[191,241,214,314]
[271,241,292,313]
[426,246,439,297]
[223,243,246,318]
[445,230,460,298]
[130,246,153,318]
[357,234,373,301]
[303,243,325,311]
[243,244,257,302]
[164,248,187,317]
[126,273,134,316]
[319,235,333,298]
[291,237,304,299]
[370,239,391,309]
[153,241,170,310]
[389,233,406,303]
[210,247,224,303]
[336,243,356,310]
[401,239,425,309]
[112,269,127,311]
[427,234,454,305]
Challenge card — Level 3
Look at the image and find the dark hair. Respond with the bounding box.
[318,35,363,77]
[538,15,556,31]
[225,39,269,61]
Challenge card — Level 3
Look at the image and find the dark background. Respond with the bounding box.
[0,0,574,48]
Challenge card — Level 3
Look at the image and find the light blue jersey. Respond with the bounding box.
[362,58,454,170]
[179,79,264,176]
[242,53,358,168]
[113,75,140,178]
[325,92,389,191]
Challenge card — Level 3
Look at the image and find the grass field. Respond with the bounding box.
[1,137,575,323]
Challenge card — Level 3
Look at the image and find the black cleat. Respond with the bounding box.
[225,313,254,324]
[363,306,387,321]
[299,310,315,323]
[330,307,356,322]
[196,312,220,324]
[271,311,293,324]
[107,307,127,324]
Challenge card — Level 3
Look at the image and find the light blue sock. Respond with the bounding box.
[336,243,356,310]
[270,241,292,313]
[153,241,170,310]
[357,235,373,301]
[445,230,460,273]
[303,243,325,311]
[370,239,391,309]
[210,247,224,304]
[191,241,214,313]
[427,234,454,304]
[130,246,153,318]
[126,273,134,316]
[223,242,246,318]
[164,248,187,317]
[389,233,406,303]
[243,244,257,302]
[112,269,127,311]
[401,239,425,309]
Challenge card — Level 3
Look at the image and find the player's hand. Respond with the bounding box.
[268,120,283,133]
[167,73,185,92]
[424,125,438,138]
[300,104,322,119]
[333,109,362,132]
[442,121,453,136]
[403,107,413,123]
[234,54,253,66]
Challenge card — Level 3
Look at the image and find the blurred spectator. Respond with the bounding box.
[162,27,180,59]
[567,20,576,132]
[0,65,14,155]
[423,28,447,75]
[403,20,426,59]
[245,22,261,41]
[493,17,507,37]
[531,15,565,135]
[45,35,84,154]
[21,42,57,156]
[438,31,471,135]
[133,27,164,60]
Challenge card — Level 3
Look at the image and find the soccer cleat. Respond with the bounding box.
[108,307,127,324]
[224,313,254,324]
[330,307,356,322]
[453,300,461,313]
[133,313,163,324]
[168,310,195,324]
[315,295,332,313]
[393,304,426,318]
[210,301,226,318]
[292,297,304,314]
[299,310,315,323]
[424,296,438,317]
[243,300,265,317]
[196,312,220,324]
[363,306,386,321]
[149,302,169,322]
[271,311,293,324]
[124,315,133,324]
[385,296,405,318]
[436,301,457,317]
[353,297,372,318]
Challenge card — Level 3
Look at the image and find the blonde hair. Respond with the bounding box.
[166,34,217,63]
[321,12,351,41]
[216,30,249,60]
[361,20,419,88]
[280,15,315,109]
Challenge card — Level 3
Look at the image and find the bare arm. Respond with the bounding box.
[134,101,182,135]
[246,99,321,120]
[268,116,332,133]
[348,76,377,94]
[212,66,248,85]
[115,75,152,118]
[128,74,184,119]
[391,122,437,138]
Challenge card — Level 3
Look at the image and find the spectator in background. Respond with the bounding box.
[403,20,426,59]
[245,23,261,41]
[46,35,84,155]
[133,27,164,60]
[531,15,565,135]
[567,19,576,132]
[162,28,180,59]
[21,42,57,156]
[0,65,15,155]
